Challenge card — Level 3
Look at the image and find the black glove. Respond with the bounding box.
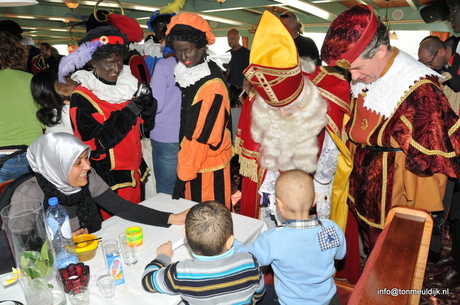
[172,178,186,200]
[127,94,153,116]
[127,83,154,116]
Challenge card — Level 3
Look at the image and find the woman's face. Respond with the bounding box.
[448,4,460,34]
[91,53,124,83]
[172,40,205,68]
[67,151,91,187]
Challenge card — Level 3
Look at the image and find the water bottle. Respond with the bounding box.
[45,197,78,269]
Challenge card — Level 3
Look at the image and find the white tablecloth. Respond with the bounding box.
[0,193,267,305]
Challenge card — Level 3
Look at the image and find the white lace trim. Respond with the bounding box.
[71,65,138,104]
[351,49,440,118]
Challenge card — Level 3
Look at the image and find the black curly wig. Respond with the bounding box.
[79,26,129,61]
[165,25,208,50]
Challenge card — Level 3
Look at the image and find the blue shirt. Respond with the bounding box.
[234,217,346,305]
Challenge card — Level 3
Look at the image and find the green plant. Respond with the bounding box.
[19,240,55,285]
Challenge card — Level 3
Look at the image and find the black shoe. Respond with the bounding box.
[428,256,455,269]
[427,250,440,264]
[426,268,460,289]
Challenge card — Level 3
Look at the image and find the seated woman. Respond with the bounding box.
[9,133,187,234]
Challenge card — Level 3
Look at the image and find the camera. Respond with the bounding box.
[136,82,151,98]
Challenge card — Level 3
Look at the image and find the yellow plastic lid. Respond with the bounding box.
[73,234,99,252]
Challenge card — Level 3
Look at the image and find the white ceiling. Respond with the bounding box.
[0,0,453,44]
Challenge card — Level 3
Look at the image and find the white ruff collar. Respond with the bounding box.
[174,58,212,88]
[143,40,163,58]
[351,49,440,118]
[174,54,228,88]
[71,65,138,104]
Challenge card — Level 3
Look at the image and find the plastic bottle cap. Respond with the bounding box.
[49,197,58,206]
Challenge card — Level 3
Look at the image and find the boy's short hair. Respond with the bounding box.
[185,201,233,256]
[275,169,315,213]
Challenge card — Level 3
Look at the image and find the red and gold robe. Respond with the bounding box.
[347,49,460,248]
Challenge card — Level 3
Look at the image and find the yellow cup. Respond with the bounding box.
[125,226,143,246]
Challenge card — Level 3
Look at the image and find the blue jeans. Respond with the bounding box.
[151,139,179,195]
[0,152,31,183]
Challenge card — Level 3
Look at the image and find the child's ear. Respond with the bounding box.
[225,235,234,250]
[312,192,319,207]
[182,227,187,239]
[276,197,284,210]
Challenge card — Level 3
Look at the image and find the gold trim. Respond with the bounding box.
[317,87,349,113]
[349,194,385,229]
[380,152,389,228]
[400,116,457,157]
[366,115,382,145]
[197,157,230,173]
[234,135,242,154]
[110,170,136,190]
[245,65,303,107]
[139,167,149,182]
[348,98,358,144]
[192,78,228,106]
[377,114,391,147]
[336,59,351,70]
[94,0,124,21]
[448,119,460,137]
[239,156,259,183]
[73,89,116,169]
[326,116,340,137]
[319,66,348,80]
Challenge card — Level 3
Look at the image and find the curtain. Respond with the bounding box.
[431,31,450,41]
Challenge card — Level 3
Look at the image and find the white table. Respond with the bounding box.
[0,193,267,305]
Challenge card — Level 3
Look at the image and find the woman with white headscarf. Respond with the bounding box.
[8,133,187,234]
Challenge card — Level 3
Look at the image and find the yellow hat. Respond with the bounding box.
[244,11,303,107]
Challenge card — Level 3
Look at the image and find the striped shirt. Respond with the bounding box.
[142,248,265,304]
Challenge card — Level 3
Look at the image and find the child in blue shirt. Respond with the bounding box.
[234,169,346,305]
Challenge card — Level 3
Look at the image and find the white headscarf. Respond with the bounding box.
[27,133,91,195]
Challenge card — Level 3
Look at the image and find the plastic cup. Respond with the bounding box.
[68,286,90,305]
[96,274,116,299]
[101,239,119,272]
[102,239,118,256]
[118,232,138,266]
[125,226,143,246]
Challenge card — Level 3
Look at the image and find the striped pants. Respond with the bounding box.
[184,163,232,210]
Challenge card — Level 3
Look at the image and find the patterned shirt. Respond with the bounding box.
[142,248,265,305]
[282,215,321,229]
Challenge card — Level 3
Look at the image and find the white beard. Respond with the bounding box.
[250,75,328,173]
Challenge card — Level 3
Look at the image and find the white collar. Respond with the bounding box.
[351,49,440,118]
[71,65,138,104]
[174,53,228,88]
[174,57,212,88]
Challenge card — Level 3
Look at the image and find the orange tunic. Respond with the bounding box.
[177,60,233,208]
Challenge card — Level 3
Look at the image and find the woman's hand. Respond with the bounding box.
[157,241,173,257]
[167,209,189,225]
[72,227,88,237]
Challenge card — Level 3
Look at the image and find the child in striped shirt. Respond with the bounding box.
[142,201,265,304]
